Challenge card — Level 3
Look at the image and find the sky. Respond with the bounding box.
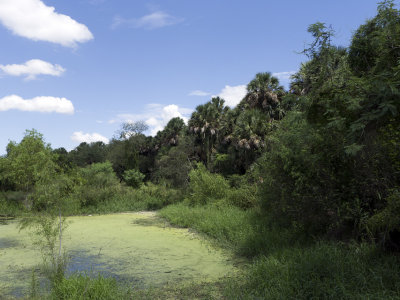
[0,0,383,153]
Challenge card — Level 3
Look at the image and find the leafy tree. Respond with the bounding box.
[76,161,121,207]
[257,2,400,242]
[2,129,57,194]
[69,142,107,167]
[52,147,73,171]
[153,135,194,187]
[108,121,153,178]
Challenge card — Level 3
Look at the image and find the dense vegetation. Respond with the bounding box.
[1,1,400,298]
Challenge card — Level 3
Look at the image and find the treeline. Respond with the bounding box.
[1,0,400,248]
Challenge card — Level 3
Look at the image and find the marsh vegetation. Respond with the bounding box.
[1,1,400,298]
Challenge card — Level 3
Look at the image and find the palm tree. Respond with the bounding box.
[239,72,285,121]
[188,97,228,167]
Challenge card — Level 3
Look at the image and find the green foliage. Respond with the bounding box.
[76,161,121,207]
[240,72,285,121]
[188,97,228,167]
[0,191,25,216]
[160,203,253,252]
[255,2,400,242]
[68,142,107,167]
[228,242,400,299]
[225,185,257,210]
[368,189,400,242]
[153,136,194,188]
[78,183,183,214]
[19,213,69,289]
[51,273,128,300]
[2,129,58,192]
[154,117,186,147]
[122,169,145,188]
[187,163,230,205]
[31,173,80,213]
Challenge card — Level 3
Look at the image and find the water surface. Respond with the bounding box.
[0,212,235,298]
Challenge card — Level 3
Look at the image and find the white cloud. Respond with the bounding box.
[0,59,65,80]
[272,71,296,81]
[214,84,247,107]
[109,103,193,136]
[189,90,211,97]
[71,131,109,144]
[0,94,74,114]
[0,0,93,47]
[112,11,183,30]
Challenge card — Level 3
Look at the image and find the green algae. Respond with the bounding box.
[0,212,236,298]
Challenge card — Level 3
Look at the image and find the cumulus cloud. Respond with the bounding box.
[189,90,211,97]
[0,95,74,114]
[109,103,193,136]
[0,59,65,80]
[112,11,183,30]
[71,131,109,144]
[0,0,93,47]
[214,84,247,107]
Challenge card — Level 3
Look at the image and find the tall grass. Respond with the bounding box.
[225,242,400,299]
[50,273,130,300]
[160,203,299,257]
[161,203,400,299]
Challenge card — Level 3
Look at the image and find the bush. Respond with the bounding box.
[0,191,25,216]
[77,162,121,207]
[187,163,230,206]
[79,183,184,214]
[122,169,145,188]
[225,186,257,209]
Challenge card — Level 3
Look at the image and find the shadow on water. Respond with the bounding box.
[67,250,145,288]
[131,216,170,228]
[0,237,20,249]
[0,216,14,225]
[4,250,143,298]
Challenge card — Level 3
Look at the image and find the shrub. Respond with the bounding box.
[187,163,230,205]
[77,162,121,207]
[122,169,145,188]
[226,186,257,209]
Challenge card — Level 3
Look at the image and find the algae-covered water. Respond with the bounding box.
[0,212,235,298]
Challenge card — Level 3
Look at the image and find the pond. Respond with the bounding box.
[0,212,235,298]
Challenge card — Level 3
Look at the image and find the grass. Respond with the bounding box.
[48,273,130,300]
[160,203,300,257]
[161,203,400,299]
[225,242,400,299]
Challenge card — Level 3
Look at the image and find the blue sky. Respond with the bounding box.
[0,0,382,153]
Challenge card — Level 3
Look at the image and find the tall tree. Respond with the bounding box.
[189,97,228,167]
[239,72,285,121]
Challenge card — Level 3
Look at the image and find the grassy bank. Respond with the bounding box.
[160,203,400,299]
